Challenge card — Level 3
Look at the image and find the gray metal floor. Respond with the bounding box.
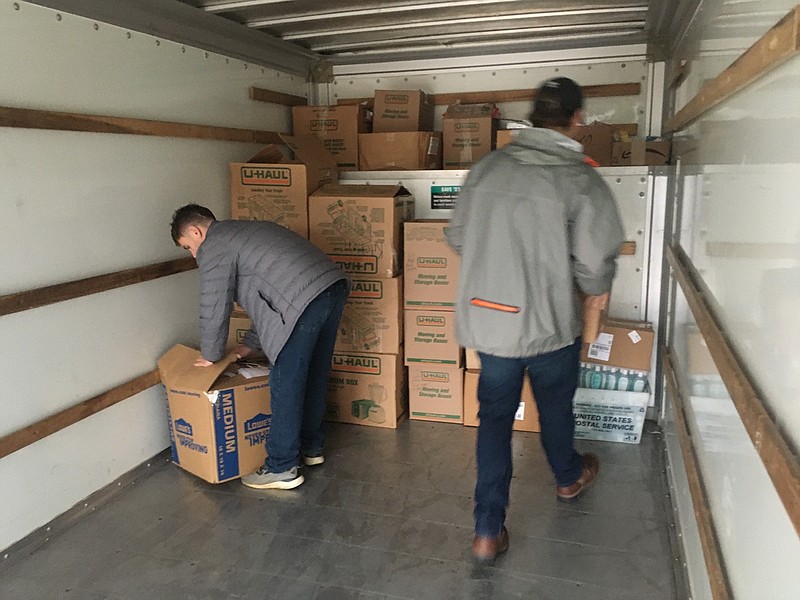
[1,420,678,600]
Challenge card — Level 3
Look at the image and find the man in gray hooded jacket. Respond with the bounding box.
[446,78,624,563]
[171,205,349,490]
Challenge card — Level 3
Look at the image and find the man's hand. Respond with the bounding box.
[232,344,254,360]
[194,357,214,367]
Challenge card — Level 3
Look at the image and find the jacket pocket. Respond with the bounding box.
[470,297,521,313]
[259,291,285,324]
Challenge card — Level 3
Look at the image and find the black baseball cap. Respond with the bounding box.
[531,77,584,128]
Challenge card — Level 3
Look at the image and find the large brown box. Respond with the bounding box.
[335,276,403,354]
[325,351,407,429]
[463,370,540,432]
[581,317,655,373]
[309,184,413,278]
[612,140,671,166]
[157,345,272,483]
[292,105,371,171]
[495,129,516,148]
[442,103,497,169]
[573,122,615,166]
[372,90,435,132]
[408,365,464,424]
[230,134,337,238]
[358,132,442,170]
[403,220,460,310]
[404,309,462,366]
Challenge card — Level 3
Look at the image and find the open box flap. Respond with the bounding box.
[157,344,238,393]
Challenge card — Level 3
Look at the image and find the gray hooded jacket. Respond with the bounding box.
[196,220,348,363]
[445,127,624,358]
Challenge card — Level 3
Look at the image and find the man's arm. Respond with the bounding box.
[197,252,237,364]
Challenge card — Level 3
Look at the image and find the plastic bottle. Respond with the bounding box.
[589,365,605,389]
[579,362,592,388]
[618,369,630,391]
[605,367,619,390]
[632,371,647,392]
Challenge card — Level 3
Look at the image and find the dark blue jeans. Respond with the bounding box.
[474,338,583,537]
[265,279,348,473]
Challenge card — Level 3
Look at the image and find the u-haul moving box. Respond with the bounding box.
[408,365,463,423]
[292,104,371,171]
[309,184,413,278]
[358,132,442,170]
[404,310,462,366]
[404,220,460,310]
[335,276,403,354]
[325,351,407,429]
[372,89,435,132]
[230,134,337,239]
[157,345,271,484]
[442,103,497,169]
[463,369,540,432]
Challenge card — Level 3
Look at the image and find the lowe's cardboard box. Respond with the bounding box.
[373,89,435,132]
[158,345,271,484]
[442,103,497,169]
[463,370,540,432]
[408,365,463,424]
[358,132,442,170]
[325,351,407,429]
[581,317,655,373]
[335,275,403,354]
[230,134,337,239]
[573,387,649,444]
[292,104,371,171]
[404,309,462,366]
[309,184,413,278]
[404,220,460,310]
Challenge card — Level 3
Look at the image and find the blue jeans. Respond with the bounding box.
[474,338,583,537]
[265,279,348,473]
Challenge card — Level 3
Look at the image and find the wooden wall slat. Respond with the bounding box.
[0,369,161,460]
[249,86,308,107]
[0,256,197,317]
[667,244,800,534]
[0,105,285,144]
[665,5,800,133]
[662,351,733,600]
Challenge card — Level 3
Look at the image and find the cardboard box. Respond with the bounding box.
[408,365,463,423]
[309,183,412,278]
[292,105,371,171]
[465,348,481,370]
[325,351,407,429]
[157,345,271,484]
[373,90,435,132]
[226,310,252,351]
[230,134,337,239]
[495,129,516,148]
[336,276,403,354]
[573,122,615,167]
[442,104,498,169]
[573,387,649,444]
[463,370,540,432]
[612,140,671,166]
[358,132,442,171]
[404,309,462,366]
[581,317,655,373]
[404,220,460,310]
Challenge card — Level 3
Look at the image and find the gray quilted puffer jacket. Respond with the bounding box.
[195,220,348,363]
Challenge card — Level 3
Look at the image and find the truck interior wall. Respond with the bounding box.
[0,1,304,552]
[661,0,800,597]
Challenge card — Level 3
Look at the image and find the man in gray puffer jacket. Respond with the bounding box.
[446,78,624,563]
[171,205,349,490]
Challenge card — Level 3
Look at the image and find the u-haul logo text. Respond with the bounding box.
[417,315,446,327]
[174,418,208,454]
[331,254,378,274]
[417,257,447,268]
[311,119,338,131]
[331,354,381,375]
[421,371,449,383]
[455,122,479,132]
[241,167,292,187]
[350,280,383,299]
[385,94,409,104]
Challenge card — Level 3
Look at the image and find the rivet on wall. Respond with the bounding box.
[93,23,99,30]
[622,63,627,68]
[13,2,19,10]
[155,40,160,46]
[56,13,61,21]
[244,63,248,69]
[127,32,132,39]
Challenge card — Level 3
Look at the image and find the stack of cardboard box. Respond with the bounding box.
[403,220,464,424]
[359,89,442,170]
[309,183,415,428]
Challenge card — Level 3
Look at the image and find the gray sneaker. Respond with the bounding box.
[302,452,325,466]
[241,466,304,490]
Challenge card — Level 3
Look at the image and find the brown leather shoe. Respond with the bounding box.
[556,453,600,503]
[472,527,509,564]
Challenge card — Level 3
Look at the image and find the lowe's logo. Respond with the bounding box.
[331,354,381,375]
[418,257,447,268]
[174,418,208,454]
[350,280,383,299]
[421,371,449,383]
[455,122,479,132]
[241,167,291,186]
[311,119,338,131]
[244,412,271,448]
[175,418,193,436]
[417,315,446,327]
